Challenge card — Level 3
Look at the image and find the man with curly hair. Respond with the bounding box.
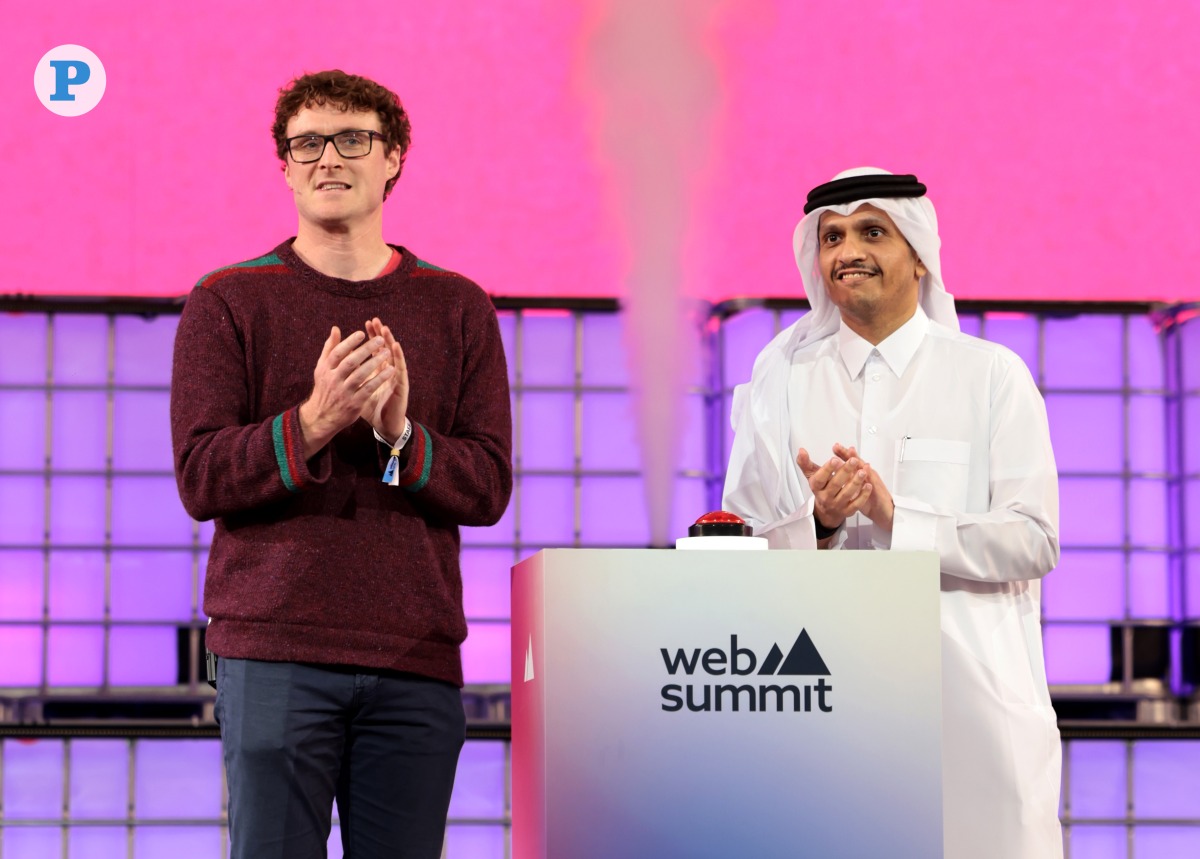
[171,69,513,859]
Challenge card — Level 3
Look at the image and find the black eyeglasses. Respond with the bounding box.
[285,130,384,163]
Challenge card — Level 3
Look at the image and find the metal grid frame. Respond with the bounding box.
[0,311,210,698]
[0,734,511,859]
[1059,732,1200,858]
[1,295,1198,858]
[0,299,706,698]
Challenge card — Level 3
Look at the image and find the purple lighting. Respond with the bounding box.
[0,317,47,384]
[2,739,62,818]
[47,627,104,687]
[1045,395,1123,474]
[110,551,193,621]
[110,477,193,547]
[462,621,510,685]
[1044,316,1124,390]
[51,316,109,386]
[0,551,42,619]
[518,476,575,546]
[1058,479,1125,547]
[519,393,575,471]
[108,627,178,686]
[48,552,104,620]
[461,549,514,620]
[581,392,640,470]
[112,392,173,472]
[49,478,107,545]
[1068,740,1125,818]
[1044,626,1110,685]
[981,314,1038,372]
[0,477,43,546]
[580,476,650,545]
[2,299,1198,857]
[135,740,222,818]
[0,627,42,686]
[51,392,109,470]
[1044,552,1124,621]
[0,392,45,471]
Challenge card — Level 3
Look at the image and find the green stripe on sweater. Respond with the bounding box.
[195,253,284,288]
[403,424,433,492]
[271,413,298,492]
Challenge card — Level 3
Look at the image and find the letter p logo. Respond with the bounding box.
[35,45,106,116]
[49,60,91,101]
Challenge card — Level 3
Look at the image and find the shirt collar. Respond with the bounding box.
[836,305,929,379]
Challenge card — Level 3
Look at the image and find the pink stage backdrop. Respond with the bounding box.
[4,0,1198,301]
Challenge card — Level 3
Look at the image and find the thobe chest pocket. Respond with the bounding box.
[894,438,971,512]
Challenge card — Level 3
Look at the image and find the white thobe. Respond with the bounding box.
[724,307,1063,859]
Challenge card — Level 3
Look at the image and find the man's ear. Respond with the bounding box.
[914,252,928,279]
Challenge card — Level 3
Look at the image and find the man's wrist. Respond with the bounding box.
[878,498,895,532]
[374,417,412,450]
[813,513,841,540]
[297,401,334,459]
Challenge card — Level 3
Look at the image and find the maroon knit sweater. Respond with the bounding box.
[170,240,512,687]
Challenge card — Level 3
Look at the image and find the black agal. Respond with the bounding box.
[803,173,926,215]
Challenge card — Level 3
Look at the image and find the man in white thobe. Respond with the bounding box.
[723,168,1063,858]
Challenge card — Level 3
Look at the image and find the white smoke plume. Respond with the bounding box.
[578,0,726,545]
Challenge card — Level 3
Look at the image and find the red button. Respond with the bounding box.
[692,511,746,526]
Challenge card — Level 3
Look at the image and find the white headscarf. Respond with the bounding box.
[785,166,958,353]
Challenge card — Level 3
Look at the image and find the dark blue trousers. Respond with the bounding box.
[215,658,466,859]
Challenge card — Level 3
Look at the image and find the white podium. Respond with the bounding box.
[511,548,943,859]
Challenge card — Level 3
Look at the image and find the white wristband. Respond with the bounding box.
[376,419,413,487]
[374,418,412,451]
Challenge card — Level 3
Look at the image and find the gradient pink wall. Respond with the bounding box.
[5,0,1198,301]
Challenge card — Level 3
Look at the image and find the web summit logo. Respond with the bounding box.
[661,631,833,714]
[35,45,107,117]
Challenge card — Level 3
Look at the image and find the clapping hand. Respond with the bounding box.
[796,447,873,534]
[359,317,409,443]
